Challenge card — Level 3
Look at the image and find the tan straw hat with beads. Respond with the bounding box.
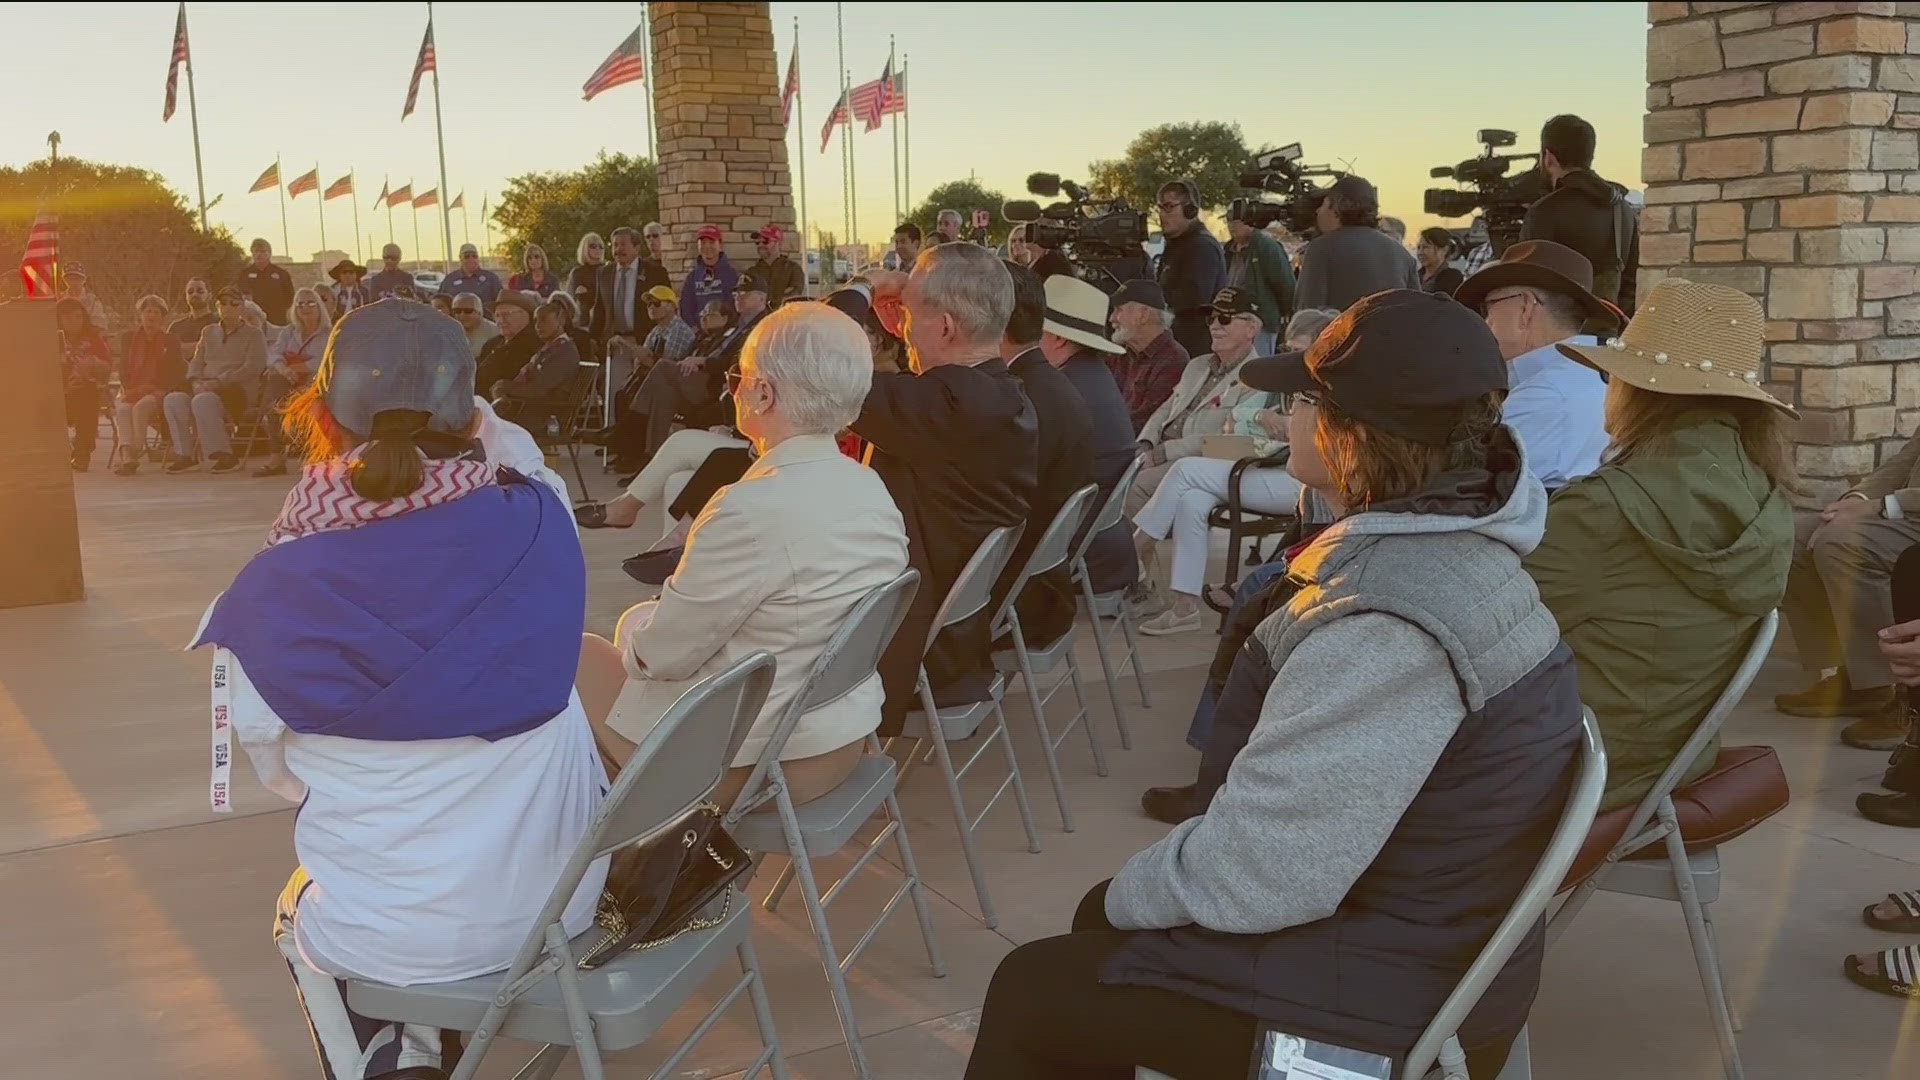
[1558,278,1796,418]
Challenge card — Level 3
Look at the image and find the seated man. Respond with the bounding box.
[1780,425,1920,749]
[491,301,582,427]
[1105,279,1189,434]
[1453,239,1620,489]
[1127,286,1270,518]
[619,272,771,469]
[162,285,266,474]
[451,291,498,358]
[639,284,696,369]
[1044,276,1141,600]
[474,290,541,393]
[966,290,1581,1079]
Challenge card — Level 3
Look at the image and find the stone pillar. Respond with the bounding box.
[1644,1,1920,501]
[650,2,798,274]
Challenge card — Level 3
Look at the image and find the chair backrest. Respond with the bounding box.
[921,523,1023,655]
[994,484,1100,635]
[1616,608,1778,844]
[487,650,775,987]
[1085,455,1145,541]
[728,570,921,819]
[1401,707,1609,1080]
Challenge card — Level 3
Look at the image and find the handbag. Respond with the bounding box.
[575,800,753,969]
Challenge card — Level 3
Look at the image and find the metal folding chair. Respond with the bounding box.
[1548,609,1780,1080]
[345,653,789,1080]
[994,484,1104,833]
[730,571,944,1080]
[1075,455,1152,727]
[898,524,1043,929]
[1137,708,1605,1080]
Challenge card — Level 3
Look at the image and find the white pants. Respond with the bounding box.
[1134,456,1302,597]
[624,427,747,542]
[162,389,235,458]
[113,395,165,460]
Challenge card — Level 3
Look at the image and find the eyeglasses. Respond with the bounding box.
[724,370,753,396]
[1482,292,1529,316]
[1156,202,1184,212]
[1293,391,1322,409]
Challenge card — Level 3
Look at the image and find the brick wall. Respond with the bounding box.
[1645,1,1920,499]
[650,3,798,271]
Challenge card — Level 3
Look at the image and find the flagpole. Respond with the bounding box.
[902,54,911,216]
[461,199,470,247]
[313,163,328,259]
[483,194,493,257]
[183,3,209,231]
[384,175,395,246]
[888,37,899,223]
[349,170,363,263]
[275,152,291,256]
[427,2,454,272]
[836,3,854,256]
[793,17,809,296]
[411,195,423,273]
[641,4,656,161]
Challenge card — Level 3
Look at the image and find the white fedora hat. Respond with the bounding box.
[1042,274,1124,354]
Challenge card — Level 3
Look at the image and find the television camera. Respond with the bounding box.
[1225,144,1347,238]
[1423,129,1550,255]
[1001,172,1149,290]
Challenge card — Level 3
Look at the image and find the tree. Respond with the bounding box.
[0,157,244,326]
[492,152,659,275]
[905,179,1011,246]
[1087,122,1254,213]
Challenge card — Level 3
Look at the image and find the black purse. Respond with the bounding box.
[576,801,753,969]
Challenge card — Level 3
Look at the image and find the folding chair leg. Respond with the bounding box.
[761,857,797,913]
[1546,876,1601,945]
[1065,652,1108,778]
[775,792,875,1080]
[1007,620,1075,833]
[1116,593,1152,708]
[922,703,1001,928]
[1662,822,1743,1080]
[1077,567,1134,750]
[508,1046,569,1080]
[990,697,1045,856]
[547,924,608,1080]
[1701,905,1741,1034]
[884,791,948,978]
[738,937,791,1080]
[568,440,592,505]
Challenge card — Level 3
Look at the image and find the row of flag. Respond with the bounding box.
[244,164,468,213]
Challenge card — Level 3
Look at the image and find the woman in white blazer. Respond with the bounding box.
[578,301,909,804]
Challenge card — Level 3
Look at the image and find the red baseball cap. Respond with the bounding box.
[695,224,723,243]
[753,223,784,244]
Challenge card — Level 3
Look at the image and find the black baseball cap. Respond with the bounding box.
[1112,279,1167,312]
[738,271,770,294]
[1211,286,1257,318]
[1240,289,1508,447]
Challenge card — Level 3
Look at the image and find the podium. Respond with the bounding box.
[0,300,84,607]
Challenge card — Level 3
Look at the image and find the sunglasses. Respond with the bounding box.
[1211,312,1248,327]
[453,307,479,315]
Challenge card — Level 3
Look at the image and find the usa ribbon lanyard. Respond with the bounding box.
[210,656,233,813]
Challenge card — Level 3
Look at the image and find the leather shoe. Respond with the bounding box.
[1140,783,1209,825]
[582,426,618,446]
[1842,701,1908,751]
[1776,672,1895,718]
[1856,791,1920,828]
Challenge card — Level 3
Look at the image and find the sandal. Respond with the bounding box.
[1844,945,1920,999]
[1864,890,1920,932]
[574,503,612,529]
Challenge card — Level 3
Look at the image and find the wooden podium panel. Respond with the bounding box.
[0,300,84,608]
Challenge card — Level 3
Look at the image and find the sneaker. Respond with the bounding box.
[1776,672,1895,718]
[70,453,90,473]
[1139,607,1205,636]
[1842,700,1909,751]
[163,454,197,474]
[209,452,241,474]
[1127,580,1170,619]
[1140,782,1210,825]
[112,460,139,477]
[1855,791,1920,828]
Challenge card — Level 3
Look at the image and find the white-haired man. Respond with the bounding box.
[856,244,1038,734]
[935,208,964,246]
[1107,279,1190,434]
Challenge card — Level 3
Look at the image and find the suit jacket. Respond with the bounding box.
[853,358,1037,731]
[1058,349,1141,596]
[610,435,909,766]
[589,258,670,342]
[1001,349,1095,647]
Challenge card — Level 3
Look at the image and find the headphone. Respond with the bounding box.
[1163,179,1199,220]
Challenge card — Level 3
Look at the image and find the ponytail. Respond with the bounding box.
[350,410,430,499]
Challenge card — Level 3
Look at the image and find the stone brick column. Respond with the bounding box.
[650,2,798,273]
[1644,1,1920,500]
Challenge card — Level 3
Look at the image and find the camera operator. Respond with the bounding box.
[1154,180,1227,359]
[1225,203,1296,354]
[1295,175,1421,312]
[1520,114,1639,314]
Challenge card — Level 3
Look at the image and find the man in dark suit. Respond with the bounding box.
[589,225,670,392]
[996,261,1094,648]
[1040,274,1141,600]
[853,246,1038,733]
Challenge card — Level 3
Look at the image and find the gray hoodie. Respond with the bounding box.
[188,321,267,389]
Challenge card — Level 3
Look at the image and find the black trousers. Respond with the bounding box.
[65,382,102,457]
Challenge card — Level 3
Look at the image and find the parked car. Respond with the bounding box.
[412,270,445,292]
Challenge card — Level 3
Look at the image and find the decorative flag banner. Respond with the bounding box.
[820,88,848,153]
[387,183,413,208]
[375,178,390,207]
[449,191,465,210]
[582,24,646,101]
[287,168,320,198]
[19,211,57,298]
[163,2,189,122]
[402,24,435,120]
[781,41,800,127]
[324,174,354,201]
[412,188,439,209]
[249,162,280,194]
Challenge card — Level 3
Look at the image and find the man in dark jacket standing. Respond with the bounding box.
[1295,176,1421,312]
[854,245,1037,733]
[1521,114,1639,315]
[745,224,805,307]
[238,239,294,327]
[1153,180,1227,359]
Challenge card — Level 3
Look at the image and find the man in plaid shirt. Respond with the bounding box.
[640,285,696,366]
[1106,279,1191,434]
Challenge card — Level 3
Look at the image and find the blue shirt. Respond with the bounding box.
[1505,338,1608,489]
[438,268,504,308]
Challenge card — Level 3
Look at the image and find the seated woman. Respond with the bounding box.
[578,302,908,806]
[111,294,186,476]
[966,290,1581,1079]
[191,300,603,1080]
[253,286,333,477]
[1528,280,1794,812]
[1132,307,1339,635]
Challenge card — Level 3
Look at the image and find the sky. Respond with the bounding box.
[4,2,1648,264]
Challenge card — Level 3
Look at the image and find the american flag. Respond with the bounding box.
[849,74,885,135]
[781,41,800,127]
[820,88,848,153]
[248,162,280,194]
[413,188,439,209]
[402,24,435,120]
[449,191,465,210]
[388,183,413,208]
[375,178,390,207]
[880,64,907,119]
[324,173,354,201]
[162,2,189,122]
[583,24,646,102]
[287,168,320,198]
[18,212,57,298]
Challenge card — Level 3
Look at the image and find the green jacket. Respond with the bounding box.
[1524,410,1791,812]
[1227,229,1296,332]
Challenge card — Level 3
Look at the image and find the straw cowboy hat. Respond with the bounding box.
[1453,239,1625,330]
[327,258,366,281]
[1558,278,1796,418]
[1042,274,1125,354]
